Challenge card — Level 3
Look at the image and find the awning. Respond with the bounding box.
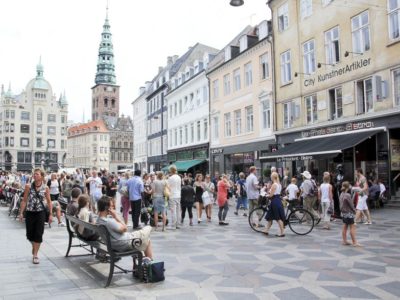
[162,159,206,172]
[260,129,383,161]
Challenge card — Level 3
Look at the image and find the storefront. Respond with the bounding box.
[260,115,400,196]
[211,139,275,181]
[164,144,209,175]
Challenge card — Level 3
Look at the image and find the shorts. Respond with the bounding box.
[129,225,152,252]
[25,210,46,243]
[50,193,60,201]
[153,197,165,214]
[356,195,368,210]
[342,217,355,225]
[51,200,59,213]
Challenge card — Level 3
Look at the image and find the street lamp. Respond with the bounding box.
[230,0,244,6]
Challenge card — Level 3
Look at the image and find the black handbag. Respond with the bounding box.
[143,261,165,283]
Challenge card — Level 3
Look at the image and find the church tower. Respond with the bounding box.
[91,6,120,121]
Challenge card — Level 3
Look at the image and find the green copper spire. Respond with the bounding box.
[95,4,116,85]
[36,56,44,78]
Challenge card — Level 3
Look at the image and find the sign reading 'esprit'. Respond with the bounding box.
[303,58,371,87]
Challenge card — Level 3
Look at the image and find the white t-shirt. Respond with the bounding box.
[286,183,299,200]
[320,183,331,203]
[49,180,60,195]
[245,173,259,200]
[88,177,102,197]
[379,183,386,195]
[168,174,182,199]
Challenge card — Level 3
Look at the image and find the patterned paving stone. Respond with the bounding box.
[274,287,320,300]
[377,281,400,297]
[215,291,260,300]
[323,286,378,299]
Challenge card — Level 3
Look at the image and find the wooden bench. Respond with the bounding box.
[65,214,143,287]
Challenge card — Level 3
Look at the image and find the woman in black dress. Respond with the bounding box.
[193,174,205,223]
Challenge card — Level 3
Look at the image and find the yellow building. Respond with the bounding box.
[207,20,275,176]
[265,0,400,195]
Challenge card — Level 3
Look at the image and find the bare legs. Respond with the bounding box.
[196,202,203,222]
[342,224,361,246]
[264,220,285,236]
[206,204,212,221]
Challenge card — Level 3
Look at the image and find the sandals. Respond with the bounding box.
[32,256,39,264]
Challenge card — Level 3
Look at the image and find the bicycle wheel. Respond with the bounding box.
[248,207,268,233]
[287,208,314,235]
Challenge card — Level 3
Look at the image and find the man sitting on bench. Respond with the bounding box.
[96,196,153,260]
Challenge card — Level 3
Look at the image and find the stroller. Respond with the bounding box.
[147,205,169,227]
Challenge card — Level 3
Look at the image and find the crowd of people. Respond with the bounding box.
[0,163,388,264]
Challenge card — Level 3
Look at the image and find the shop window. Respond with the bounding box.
[18,152,25,163]
[325,26,340,65]
[303,40,316,74]
[356,78,373,114]
[305,95,318,124]
[392,68,400,107]
[329,87,343,120]
[388,0,400,40]
[224,113,232,137]
[235,110,241,135]
[278,2,289,32]
[352,11,370,54]
[280,50,292,84]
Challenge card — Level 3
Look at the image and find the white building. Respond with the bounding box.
[165,43,219,173]
[0,61,68,172]
[132,83,150,173]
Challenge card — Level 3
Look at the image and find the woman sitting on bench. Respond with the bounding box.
[76,194,98,240]
[96,196,153,260]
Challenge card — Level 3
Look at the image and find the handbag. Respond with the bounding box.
[142,261,165,283]
[163,183,170,198]
[201,191,211,206]
[120,185,129,197]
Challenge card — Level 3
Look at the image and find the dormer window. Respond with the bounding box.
[224,47,231,62]
[239,35,248,52]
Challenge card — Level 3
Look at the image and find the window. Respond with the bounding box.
[235,110,241,135]
[61,127,66,136]
[10,137,14,147]
[174,102,177,116]
[61,140,65,149]
[196,121,201,142]
[179,99,182,114]
[212,79,219,100]
[37,110,42,121]
[394,68,400,106]
[212,116,219,140]
[36,124,42,135]
[245,106,254,132]
[278,2,289,32]
[329,87,343,119]
[260,53,269,79]
[61,115,66,123]
[233,68,241,91]
[223,74,231,95]
[48,139,55,149]
[124,153,128,161]
[280,50,292,84]
[47,114,56,122]
[244,63,253,87]
[352,11,370,53]
[47,126,56,135]
[325,26,340,65]
[20,124,30,133]
[36,138,42,148]
[10,123,14,133]
[204,119,208,140]
[303,40,316,74]
[356,78,373,114]
[100,147,103,154]
[20,138,29,147]
[21,111,30,120]
[305,95,318,124]
[185,125,188,144]
[224,113,232,137]
[389,0,400,40]
[179,127,183,145]
[261,100,271,129]
[10,110,15,119]
[190,123,194,143]
[202,86,208,103]
[300,0,313,19]
[283,102,295,129]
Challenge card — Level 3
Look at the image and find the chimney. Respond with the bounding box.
[167,56,173,66]
[145,81,152,90]
[158,66,163,74]
[139,86,146,95]
[172,55,179,63]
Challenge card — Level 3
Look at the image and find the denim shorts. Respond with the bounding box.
[153,197,165,214]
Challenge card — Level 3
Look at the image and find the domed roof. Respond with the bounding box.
[26,59,52,91]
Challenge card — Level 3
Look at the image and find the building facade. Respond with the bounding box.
[66,120,109,171]
[207,21,275,178]
[165,43,219,174]
[132,84,150,173]
[0,62,68,172]
[265,0,400,194]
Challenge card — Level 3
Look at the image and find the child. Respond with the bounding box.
[339,181,361,247]
[77,194,98,240]
[286,177,299,204]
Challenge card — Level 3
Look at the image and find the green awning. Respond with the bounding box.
[162,159,206,172]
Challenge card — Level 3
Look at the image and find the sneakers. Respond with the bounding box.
[58,222,66,227]
[219,221,229,226]
[364,221,372,225]
[243,213,248,217]
[32,256,39,264]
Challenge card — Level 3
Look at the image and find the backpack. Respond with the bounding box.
[307,180,318,197]
[239,181,247,198]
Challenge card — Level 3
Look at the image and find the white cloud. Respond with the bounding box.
[0,0,270,123]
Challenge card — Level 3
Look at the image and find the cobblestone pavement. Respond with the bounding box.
[1,200,400,300]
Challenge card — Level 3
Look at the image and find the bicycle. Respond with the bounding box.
[8,189,24,219]
[248,197,315,235]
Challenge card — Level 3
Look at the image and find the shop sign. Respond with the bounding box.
[303,58,371,87]
[211,148,223,155]
[301,121,375,138]
[277,155,313,162]
[194,149,208,160]
[177,151,193,161]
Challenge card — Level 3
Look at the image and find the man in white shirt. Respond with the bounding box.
[286,177,299,202]
[85,169,103,213]
[167,165,182,229]
[246,166,260,215]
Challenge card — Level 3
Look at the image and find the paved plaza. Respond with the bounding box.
[1,201,400,300]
